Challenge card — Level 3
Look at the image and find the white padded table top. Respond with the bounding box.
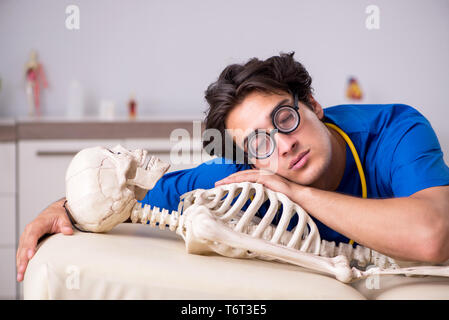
[23,224,449,300]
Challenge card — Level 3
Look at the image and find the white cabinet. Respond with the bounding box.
[0,142,16,299]
[0,247,16,299]
[0,142,15,193]
[18,139,123,235]
[0,197,15,246]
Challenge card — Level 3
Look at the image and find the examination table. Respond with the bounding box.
[23,223,449,300]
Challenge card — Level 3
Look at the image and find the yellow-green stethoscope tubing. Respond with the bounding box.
[324,122,367,246]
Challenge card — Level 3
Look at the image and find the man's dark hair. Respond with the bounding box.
[203,51,314,164]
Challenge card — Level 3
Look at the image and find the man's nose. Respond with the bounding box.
[276,133,298,157]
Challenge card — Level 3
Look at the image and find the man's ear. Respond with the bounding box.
[308,95,324,120]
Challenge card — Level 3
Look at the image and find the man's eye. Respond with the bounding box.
[280,114,294,123]
[254,137,271,153]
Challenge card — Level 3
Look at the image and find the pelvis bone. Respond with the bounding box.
[66,145,449,283]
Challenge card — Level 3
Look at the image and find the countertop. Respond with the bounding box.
[0,116,205,141]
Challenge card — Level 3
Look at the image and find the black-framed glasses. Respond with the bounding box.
[244,93,300,160]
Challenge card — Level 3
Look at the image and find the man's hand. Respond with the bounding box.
[215,169,295,199]
[16,198,74,282]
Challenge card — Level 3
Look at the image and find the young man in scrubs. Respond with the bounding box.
[16,53,449,282]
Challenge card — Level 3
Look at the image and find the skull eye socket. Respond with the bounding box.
[106,149,121,155]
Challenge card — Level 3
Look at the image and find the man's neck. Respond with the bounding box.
[313,125,347,191]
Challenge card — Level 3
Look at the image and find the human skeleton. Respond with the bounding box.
[65,145,449,283]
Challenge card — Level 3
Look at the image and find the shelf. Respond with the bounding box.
[0,118,205,141]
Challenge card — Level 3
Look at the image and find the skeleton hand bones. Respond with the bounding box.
[65,145,449,283]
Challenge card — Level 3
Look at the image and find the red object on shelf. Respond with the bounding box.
[128,94,137,119]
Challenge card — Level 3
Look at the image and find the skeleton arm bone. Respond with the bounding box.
[291,184,449,263]
[182,204,355,283]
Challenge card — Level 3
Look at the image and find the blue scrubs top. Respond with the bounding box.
[140,104,449,244]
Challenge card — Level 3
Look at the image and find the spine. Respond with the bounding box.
[130,202,181,232]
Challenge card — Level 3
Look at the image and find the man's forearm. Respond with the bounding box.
[291,184,447,263]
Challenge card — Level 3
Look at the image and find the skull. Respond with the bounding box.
[65,145,170,232]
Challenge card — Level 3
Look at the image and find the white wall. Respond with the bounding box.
[0,0,448,161]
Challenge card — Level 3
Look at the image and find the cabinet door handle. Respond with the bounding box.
[36,151,79,157]
[36,149,176,157]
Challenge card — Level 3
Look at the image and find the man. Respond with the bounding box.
[16,52,449,282]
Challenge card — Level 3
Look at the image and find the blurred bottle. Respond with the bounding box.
[128,92,137,120]
[99,99,116,120]
[66,80,85,119]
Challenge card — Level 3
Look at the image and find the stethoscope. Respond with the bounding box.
[324,122,367,245]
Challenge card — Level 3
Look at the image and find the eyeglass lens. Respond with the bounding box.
[273,106,299,132]
[249,131,274,157]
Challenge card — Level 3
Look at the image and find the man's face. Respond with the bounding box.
[225,91,333,186]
